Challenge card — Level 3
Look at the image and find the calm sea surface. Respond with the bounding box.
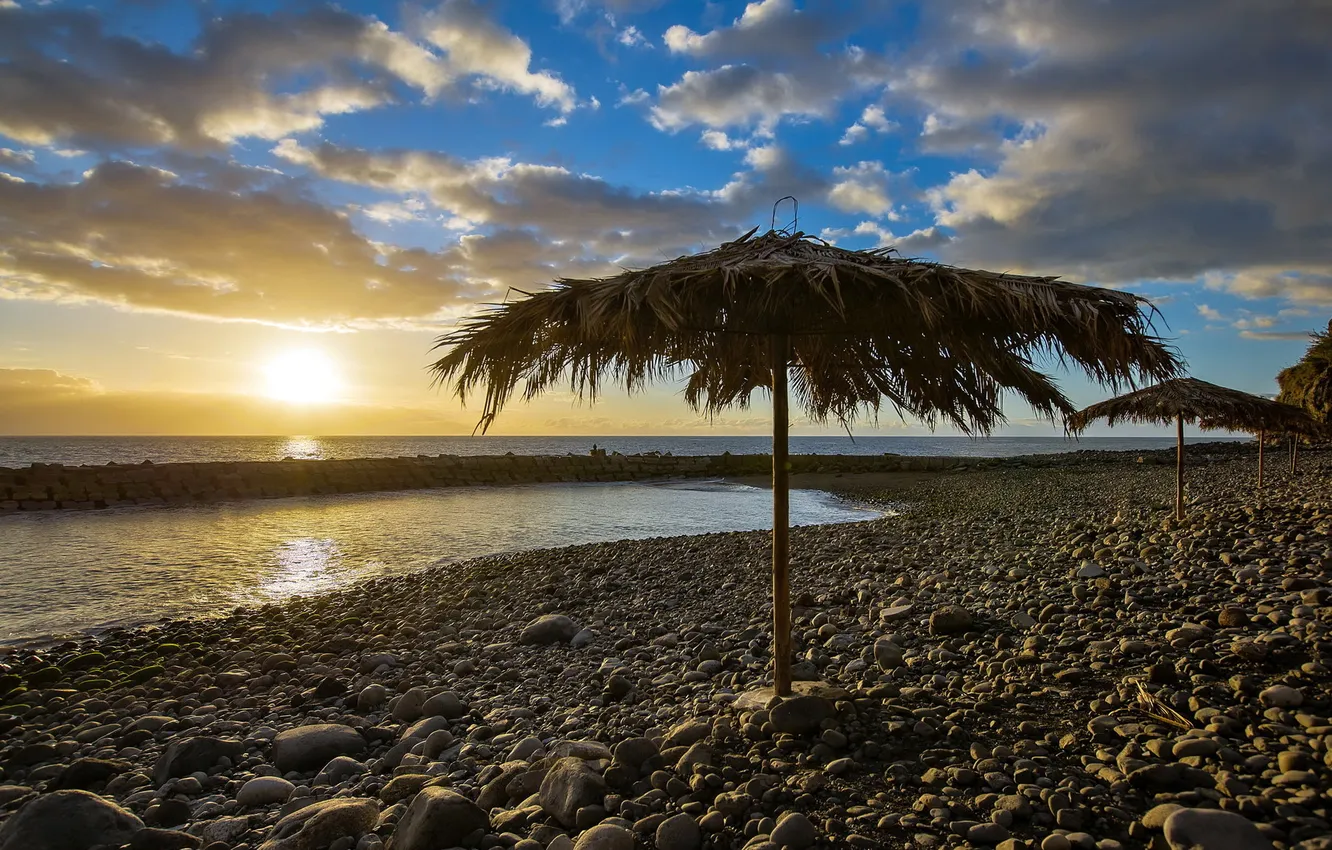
[0,435,1245,467]
[0,480,878,646]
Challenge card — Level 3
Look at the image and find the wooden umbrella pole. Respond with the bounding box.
[771,333,792,697]
[1291,436,1299,475]
[1258,429,1265,489]
[1175,414,1184,521]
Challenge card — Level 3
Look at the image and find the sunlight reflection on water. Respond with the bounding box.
[260,537,346,598]
[0,480,879,644]
[279,436,326,461]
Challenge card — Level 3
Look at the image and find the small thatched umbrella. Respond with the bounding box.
[429,227,1179,695]
[1066,377,1317,518]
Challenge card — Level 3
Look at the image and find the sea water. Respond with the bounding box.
[0,479,878,645]
[0,434,1243,467]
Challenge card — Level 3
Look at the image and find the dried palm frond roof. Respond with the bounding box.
[431,227,1181,433]
[1066,377,1319,434]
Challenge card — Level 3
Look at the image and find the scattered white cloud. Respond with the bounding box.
[650,53,885,134]
[838,124,869,146]
[826,161,909,218]
[270,138,826,294]
[618,25,649,47]
[919,112,1001,153]
[0,1,577,151]
[743,145,783,171]
[359,198,429,224]
[553,0,664,26]
[861,106,895,133]
[839,105,898,146]
[277,137,834,263]
[818,222,948,252]
[617,87,651,107]
[1203,270,1332,306]
[701,130,745,151]
[663,0,864,60]
[1232,315,1276,330]
[273,139,737,247]
[0,148,35,168]
[417,0,577,113]
[648,0,888,135]
[1239,330,1316,341]
[1196,304,1223,321]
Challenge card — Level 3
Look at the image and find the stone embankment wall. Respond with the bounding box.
[0,443,1240,513]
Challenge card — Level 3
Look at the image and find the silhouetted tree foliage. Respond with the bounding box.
[1277,320,1332,425]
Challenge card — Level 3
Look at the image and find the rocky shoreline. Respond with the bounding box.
[0,447,1328,850]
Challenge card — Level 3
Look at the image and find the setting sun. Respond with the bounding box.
[263,349,342,404]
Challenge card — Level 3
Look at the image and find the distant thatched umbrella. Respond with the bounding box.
[1066,377,1317,518]
[430,226,1179,695]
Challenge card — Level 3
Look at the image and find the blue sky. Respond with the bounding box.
[0,0,1328,436]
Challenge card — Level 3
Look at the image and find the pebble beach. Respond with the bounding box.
[0,444,1328,850]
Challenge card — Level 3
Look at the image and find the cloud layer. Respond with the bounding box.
[0,160,482,326]
[888,0,1332,303]
[1,0,1328,414]
[0,2,575,151]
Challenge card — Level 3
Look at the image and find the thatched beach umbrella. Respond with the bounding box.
[1066,377,1317,519]
[429,226,1178,695]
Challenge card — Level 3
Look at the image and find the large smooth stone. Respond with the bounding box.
[49,757,130,791]
[770,812,817,849]
[520,615,580,645]
[270,724,366,773]
[152,737,244,785]
[259,798,379,850]
[928,605,974,635]
[768,695,832,735]
[655,813,702,850]
[539,757,607,828]
[237,776,295,807]
[0,789,144,850]
[663,720,711,748]
[572,824,635,850]
[1163,808,1273,850]
[421,691,465,719]
[388,787,488,850]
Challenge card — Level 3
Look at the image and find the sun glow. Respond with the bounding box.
[263,349,343,404]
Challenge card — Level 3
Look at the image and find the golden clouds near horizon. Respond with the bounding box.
[263,350,343,405]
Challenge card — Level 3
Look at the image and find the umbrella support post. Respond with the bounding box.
[1291,437,1299,475]
[1175,414,1184,521]
[1257,429,1264,489]
[771,333,792,698]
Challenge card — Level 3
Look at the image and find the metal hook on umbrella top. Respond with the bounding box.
[771,196,798,235]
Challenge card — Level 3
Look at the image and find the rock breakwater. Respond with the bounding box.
[0,442,1254,512]
[0,448,1327,850]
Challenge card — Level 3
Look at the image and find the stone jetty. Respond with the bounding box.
[0,444,1244,512]
[0,445,1327,850]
